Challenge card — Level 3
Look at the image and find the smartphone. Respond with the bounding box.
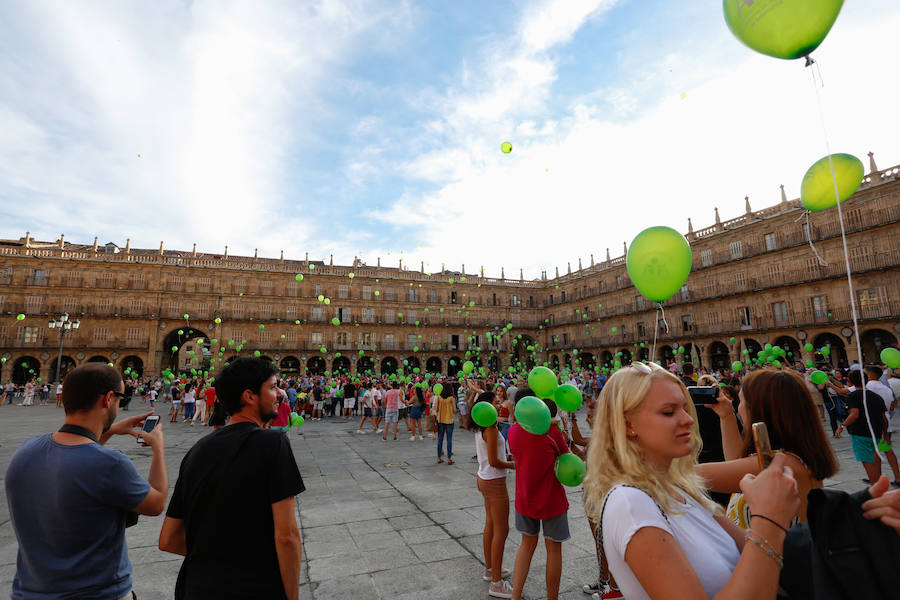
[752,422,773,471]
[137,415,160,444]
[687,386,717,405]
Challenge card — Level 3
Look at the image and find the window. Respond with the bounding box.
[97,298,111,313]
[197,277,211,291]
[360,332,373,346]
[383,334,395,349]
[408,287,417,302]
[766,264,782,280]
[681,314,693,332]
[729,241,743,259]
[315,284,322,297]
[24,326,40,343]
[700,249,712,267]
[165,274,180,290]
[430,288,438,302]
[130,299,142,315]
[131,272,145,288]
[812,295,827,320]
[30,269,48,283]
[616,275,623,288]
[407,334,417,349]
[384,310,395,324]
[561,291,567,302]
[362,286,372,300]
[335,332,348,347]
[285,306,296,319]
[285,331,297,344]
[338,307,351,323]
[738,306,752,328]
[680,285,689,301]
[511,294,518,306]
[0,295,4,312]
[385,288,395,301]
[310,332,323,346]
[362,308,374,323]
[233,278,246,294]
[734,271,746,288]
[450,291,457,304]
[549,294,554,305]
[287,281,298,297]
[93,327,109,342]
[406,310,416,323]
[846,208,863,228]
[311,307,323,321]
[707,310,721,326]
[233,303,245,318]
[231,330,244,343]
[260,281,273,295]
[258,329,270,343]
[637,322,646,338]
[850,246,872,267]
[0,267,10,284]
[258,304,271,319]
[562,333,569,345]
[126,328,142,342]
[197,302,208,317]
[528,296,535,307]
[764,233,777,251]
[26,296,42,314]
[772,301,788,323]
[857,288,884,312]
[492,293,497,306]
[635,295,644,310]
[339,285,349,299]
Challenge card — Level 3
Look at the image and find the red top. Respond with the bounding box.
[204,388,216,405]
[498,405,510,419]
[508,424,569,519]
[272,401,291,427]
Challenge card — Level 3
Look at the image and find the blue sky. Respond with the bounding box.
[1,0,898,278]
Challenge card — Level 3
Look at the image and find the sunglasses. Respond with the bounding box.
[631,362,652,374]
[110,390,127,399]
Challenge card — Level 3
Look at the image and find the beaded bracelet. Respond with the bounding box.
[745,531,783,567]
[749,512,789,534]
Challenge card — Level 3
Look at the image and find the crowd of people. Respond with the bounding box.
[4,356,900,599]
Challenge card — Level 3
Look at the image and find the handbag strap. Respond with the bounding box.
[596,485,669,589]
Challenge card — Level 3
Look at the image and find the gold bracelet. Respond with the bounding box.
[744,531,783,567]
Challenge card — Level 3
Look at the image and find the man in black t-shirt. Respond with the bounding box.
[837,370,888,485]
[159,358,305,600]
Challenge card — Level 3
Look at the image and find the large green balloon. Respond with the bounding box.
[881,347,900,369]
[514,396,551,435]
[800,154,864,211]
[471,402,498,427]
[462,360,475,374]
[626,226,692,302]
[433,383,443,396]
[554,453,586,487]
[810,370,828,385]
[528,366,558,399]
[553,384,582,413]
[804,343,814,353]
[723,0,844,60]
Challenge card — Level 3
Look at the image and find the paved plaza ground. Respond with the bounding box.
[0,401,890,600]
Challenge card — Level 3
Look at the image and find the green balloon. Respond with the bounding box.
[800,154,864,211]
[178,330,184,335]
[553,384,582,412]
[471,402,498,427]
[804,343,814,353]
[805,359,815,368]
[810,370,828,385]
[501,141,512,154]
[214,317,222,324]
[528,366,558,399]
[772,360,782,369]
[331,317,340,326]
[732,361,743,372]
[291,413,304,427]
[626,226,692,302]
[16,313,25,320]
[821,347,831,357]
[462,360,474,374]
[554,453,586,487]
[880,347,900,369]
[171,346,178,352]
[295,273,303,282]
[678,347,685,354]
[723,0,844,60]
[514,396,551,435]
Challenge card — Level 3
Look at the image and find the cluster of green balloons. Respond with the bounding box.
[290,412,305,427]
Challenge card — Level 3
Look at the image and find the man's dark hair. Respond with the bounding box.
[544,399,559,418]
[513,386,534,403]
[214,357,279,416]
[62,363,122,414]
[682,363,695,376]
[848,369,863,388]
[864,365,883,380]
[391,381,399,389]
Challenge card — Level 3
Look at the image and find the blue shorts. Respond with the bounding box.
[515,510,570,542]
[851,434,876,463]
[410,406,423,419]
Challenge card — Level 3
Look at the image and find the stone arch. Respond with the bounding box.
[577,352,595,370]
[405,356,421,372]
[488,355,500,372]
[426,356,442,374]
[773,336,801,364]
[659,346,675,368]
[161,327,210,372]
[119,355,144,378]
[333,356,351,374]
[637,346,650,362]
[87,355,110,364]
[279,356,301,374]
[381,356,399,375]
[742,338,762,362]
[618,349,632,365]
[447,356,463,375]
[12,356,40,384]
[812,332,847,367]
[563,354,572,370]
[357,356,375,374]
[306,355,326,375]
[550,354,560,371]
[600,350,614,367]
[708,341,730,371]
[861,328,898,364]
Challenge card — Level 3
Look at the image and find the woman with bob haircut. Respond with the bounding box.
[583,362,800,600]
[697,368,839,528]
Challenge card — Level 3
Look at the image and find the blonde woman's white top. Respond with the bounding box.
[602,485,739,600]
[475,428,507,480]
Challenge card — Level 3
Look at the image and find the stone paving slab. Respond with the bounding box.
[0,402,891,599]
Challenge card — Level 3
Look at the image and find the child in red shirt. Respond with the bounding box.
[507,396,570,600]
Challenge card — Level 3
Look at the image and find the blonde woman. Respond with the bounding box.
[583,362,800,600]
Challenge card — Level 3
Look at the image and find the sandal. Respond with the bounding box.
[437,457,443,463]
[447,458,455,465]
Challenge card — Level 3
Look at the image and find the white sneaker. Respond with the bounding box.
[376,428,383,433]
[488,579,513,598]
[409,435,415,441]
[428,433,435,439]
[418,435,424,440]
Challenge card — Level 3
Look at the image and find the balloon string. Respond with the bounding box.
[651,303,669,365]
[807,59,881,460]
[801,210,829,266]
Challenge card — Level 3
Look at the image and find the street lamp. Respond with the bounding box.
[48,313,80,384]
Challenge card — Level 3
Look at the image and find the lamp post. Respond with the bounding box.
[48,313,80,384]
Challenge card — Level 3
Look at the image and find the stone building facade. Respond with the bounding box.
[1,159,898,383]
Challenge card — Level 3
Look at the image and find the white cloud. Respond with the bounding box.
[372,1,900,279]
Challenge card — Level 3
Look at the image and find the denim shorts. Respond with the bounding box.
[409,406,423,419]
[514,510,570,542]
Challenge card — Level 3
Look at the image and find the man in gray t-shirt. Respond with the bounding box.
[5,364,168,600]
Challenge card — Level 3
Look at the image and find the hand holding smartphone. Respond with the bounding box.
[687,386,718,405]
[137,415,161,445]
